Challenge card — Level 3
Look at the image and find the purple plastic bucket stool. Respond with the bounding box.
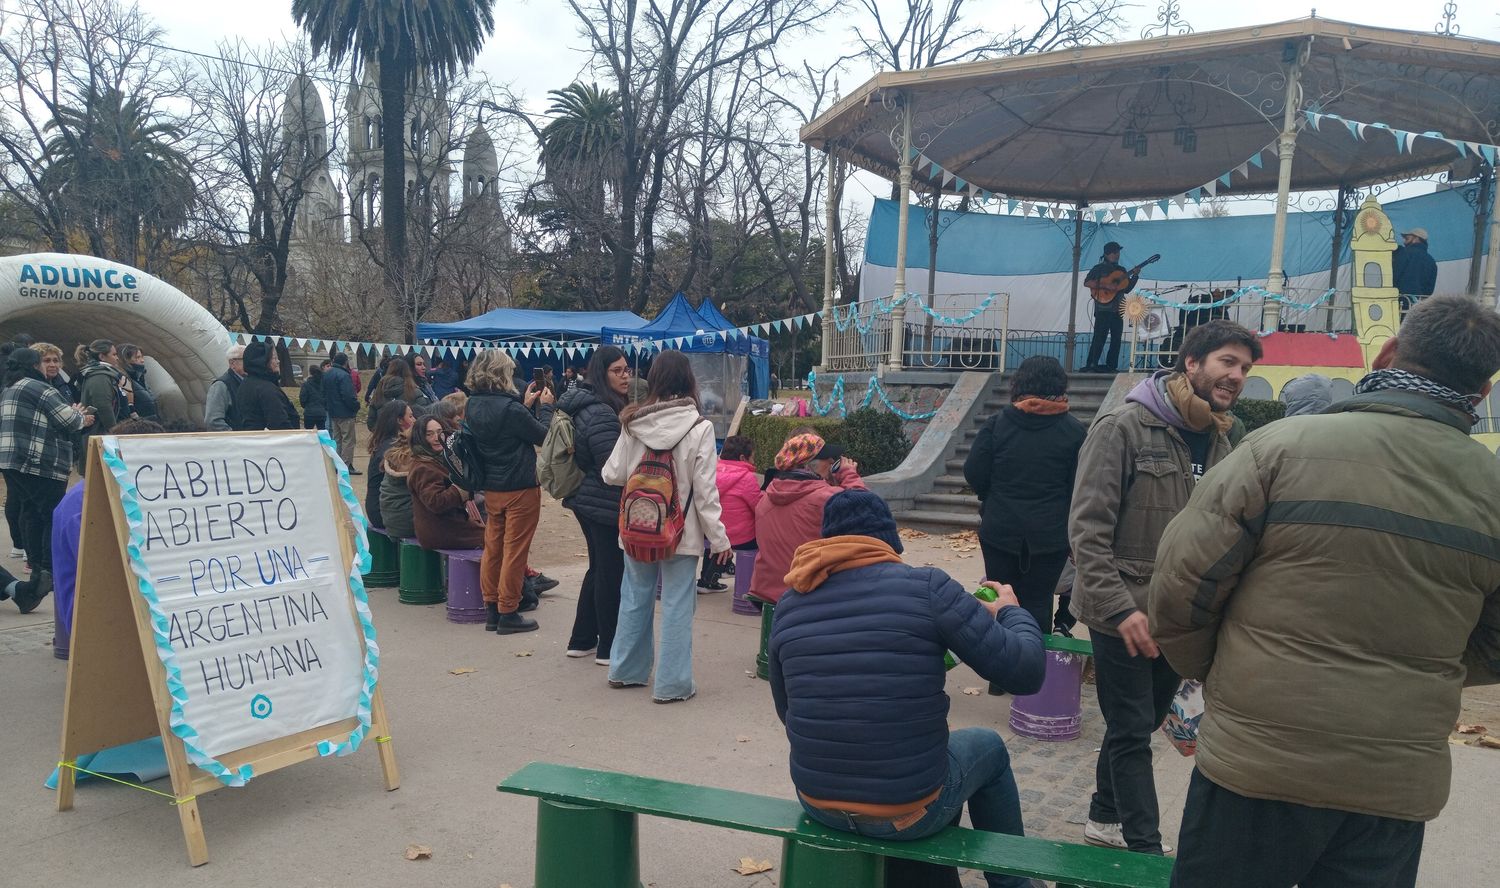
[731,549,759,615]
[439,550,487,624]
[1008,649,1085,741]
[54,607,70,660]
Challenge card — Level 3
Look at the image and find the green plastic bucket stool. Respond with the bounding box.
[397,540,445,605]
[749,594,775,680]
[363,527,400,588]
[780,838,885,888]
[533,799,643,888]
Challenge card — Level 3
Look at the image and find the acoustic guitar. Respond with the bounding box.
[1088,253,1161,304]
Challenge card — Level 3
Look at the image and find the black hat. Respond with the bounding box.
[1103,241,1123,255]
[331,352,349,366]
[814,440,845,462]
[820,490,903,554]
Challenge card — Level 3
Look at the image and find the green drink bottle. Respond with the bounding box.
[944,586,1000,671]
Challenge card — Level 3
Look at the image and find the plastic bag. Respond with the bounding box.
[1159,679,1203,756]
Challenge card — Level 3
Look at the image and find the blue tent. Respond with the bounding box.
[601,293,746,353]
[694,299,771,399]
[418,307,647,343]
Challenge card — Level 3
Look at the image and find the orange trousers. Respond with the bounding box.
[480,487,541,612]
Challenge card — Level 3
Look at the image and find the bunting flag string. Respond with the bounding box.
[1136,285,1338,312]
[230,307,826,363]
[908,140,1279,224]
[831,293,1002,332]
[1303,110,1499,166]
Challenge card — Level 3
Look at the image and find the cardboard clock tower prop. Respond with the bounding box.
[57,431,399,866]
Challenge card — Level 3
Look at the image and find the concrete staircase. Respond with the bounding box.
[894,373,1119,532]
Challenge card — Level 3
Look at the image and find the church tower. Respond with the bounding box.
[461,124,500,210]
[345,63,452,231]
[1349,195,1401,369]
[280,75,343,251]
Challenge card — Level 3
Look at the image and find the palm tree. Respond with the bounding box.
[39,86,194,269]
[540,82,623,209]
[292,0,496,337]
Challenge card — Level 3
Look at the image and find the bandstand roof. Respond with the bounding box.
[800,17,1500,203]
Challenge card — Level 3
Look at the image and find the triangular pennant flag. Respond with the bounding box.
[915,153,929,171]
[953,177,966,191]
[1006,198,1018,214]
[1218,172,1232,189]
[1401,131,1418,153]
[907,146,920,161]
[295,337,307,348]
[1158,199,1170,215]
[1305,110,1320,130]
[1451,139,1467,157]
[1111,208,1124,222]
[1343,119,1360,141]
[1126,207,1138,222]
[942,171,955,186]
[1140,205,1153,220]
[1481,144,1497,165]
[1174,194,1188,209]
[1236,162,1249,178]
[1249,150,1266,169]
[1204,179,1218,197]
[1019,201,1033,216]
[1355,122,1368,140]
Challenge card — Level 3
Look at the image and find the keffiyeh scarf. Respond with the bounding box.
[1354,368,1480,427]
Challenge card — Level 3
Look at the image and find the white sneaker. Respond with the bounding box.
[8,548,22,558]
[1084,820,1127,849]
[565,647,595,658]
[594,657,610,666]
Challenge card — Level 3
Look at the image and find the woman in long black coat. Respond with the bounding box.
[963,356,1085,634]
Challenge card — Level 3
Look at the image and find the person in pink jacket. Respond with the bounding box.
[698,436,762,591]
[749,433,866,605]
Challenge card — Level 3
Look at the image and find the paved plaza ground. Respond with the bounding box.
[2,462,1498,887]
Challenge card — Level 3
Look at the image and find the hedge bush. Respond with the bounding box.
[1231,398,1285,433]
[840,408,911,475]
[736,409,912,475]
[738,415,845,474]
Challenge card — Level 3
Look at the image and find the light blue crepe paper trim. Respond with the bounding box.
[100,439,254,787]
[314,429,380,759]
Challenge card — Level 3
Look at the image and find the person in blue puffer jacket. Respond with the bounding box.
[769,489,1046,888]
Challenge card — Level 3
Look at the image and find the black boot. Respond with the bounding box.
[494,610,539,634]
[519,584,540,613]
[528,573,559,594]
[15,569,51,615]
[484,602,500,632]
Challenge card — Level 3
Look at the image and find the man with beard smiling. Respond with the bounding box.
[1068,319,1260,855]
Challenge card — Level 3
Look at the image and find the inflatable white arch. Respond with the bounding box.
[0,253,231,422]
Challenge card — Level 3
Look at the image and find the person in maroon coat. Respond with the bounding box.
[406,415,484,550]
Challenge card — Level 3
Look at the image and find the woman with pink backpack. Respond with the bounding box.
[602,351,731,703]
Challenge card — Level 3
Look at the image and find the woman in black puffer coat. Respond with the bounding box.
[234,342,300,430]
[555,345,630,663]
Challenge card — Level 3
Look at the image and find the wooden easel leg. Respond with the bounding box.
[370,685,400,791]
[176,796,210,867]
[56,761,76,811]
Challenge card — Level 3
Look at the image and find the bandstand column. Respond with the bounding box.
[819,154,840,372]
[1484,170,1500,304]
[888,98,913,373]
[1263,46,1307,332]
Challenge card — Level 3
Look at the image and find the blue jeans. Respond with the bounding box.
[609,553,699,700]
[799,728,1028,888]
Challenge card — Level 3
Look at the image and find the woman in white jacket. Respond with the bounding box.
[602,350,731,703]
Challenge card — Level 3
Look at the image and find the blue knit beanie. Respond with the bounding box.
[821,490,904,554]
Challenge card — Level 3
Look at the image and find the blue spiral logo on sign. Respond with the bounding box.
[249,694,274,720]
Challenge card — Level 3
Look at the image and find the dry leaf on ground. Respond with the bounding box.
[736,736,751,743]
[898,528,929,540]
[404,844,432,861]
[733,857,774,875]
[1456,723,1488,735]
[1476,735,1500,749]
[448,667,476,676]
[514,651,533,658]
[962,687,982,696]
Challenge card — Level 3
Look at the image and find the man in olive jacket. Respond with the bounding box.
[1067,319,1260,855]
[1150,296,1500,888]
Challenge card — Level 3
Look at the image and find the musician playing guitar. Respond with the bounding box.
[1081,242,1158,373]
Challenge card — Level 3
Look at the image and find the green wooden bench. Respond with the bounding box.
[499,762,1172,888]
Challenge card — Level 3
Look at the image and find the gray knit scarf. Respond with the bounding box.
[1353,368,1480,427]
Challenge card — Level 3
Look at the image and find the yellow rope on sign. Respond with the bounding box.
[374,735,392,743]
[57,760,191,804]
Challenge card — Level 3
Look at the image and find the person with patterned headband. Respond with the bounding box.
[748,432,865,606]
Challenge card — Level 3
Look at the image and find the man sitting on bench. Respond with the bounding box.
[768,490,1046,888]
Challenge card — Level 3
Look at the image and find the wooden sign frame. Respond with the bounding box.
[56,432,399,866]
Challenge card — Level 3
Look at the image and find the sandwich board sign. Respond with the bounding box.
[57,431,398,866]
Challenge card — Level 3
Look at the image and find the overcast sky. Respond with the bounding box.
[124,0,1499,114]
